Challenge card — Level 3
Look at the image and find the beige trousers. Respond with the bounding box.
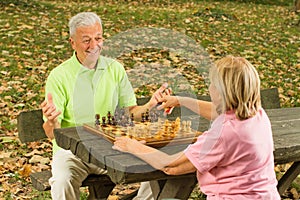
[133,181,160,200]
[49,149,106,200]
[50,149,157,200]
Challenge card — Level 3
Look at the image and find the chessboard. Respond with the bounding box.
[83,110,202,148]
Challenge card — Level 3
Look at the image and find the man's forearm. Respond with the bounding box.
[128,103,152,121]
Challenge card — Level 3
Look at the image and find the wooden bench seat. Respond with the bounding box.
[30,170,114,193]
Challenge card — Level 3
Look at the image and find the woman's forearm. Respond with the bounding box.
[130,142,183,170]
[114,137,183,170]
[178,97,217,120]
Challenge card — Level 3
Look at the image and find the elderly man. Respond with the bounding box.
[41,12,168,200]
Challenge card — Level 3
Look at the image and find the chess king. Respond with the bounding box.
[40,12,171,200]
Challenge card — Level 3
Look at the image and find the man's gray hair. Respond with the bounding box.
[69,12,102,37]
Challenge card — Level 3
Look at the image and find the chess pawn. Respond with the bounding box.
[175,117,181,130]
[141,113,146,123]
[182,121,187,132]
[130,113,135,126]
[111,116,117,125]
[150,112,156,122]
[186,120,192,132]
[131,113,134,122]
[102,116,107,126]
[163,119,169,131]
[120,115,126,126]
[164,123,169,134]
[168,125,173,135]
[170,122,177,135]
[145,109,149,121]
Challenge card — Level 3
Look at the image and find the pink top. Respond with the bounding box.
[184,109,280,200]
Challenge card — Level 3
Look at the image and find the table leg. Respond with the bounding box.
[155,175,198,200]
[277,161,300,195]
[87,179,116,200]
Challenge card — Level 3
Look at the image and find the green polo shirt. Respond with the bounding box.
[45,52,137,154]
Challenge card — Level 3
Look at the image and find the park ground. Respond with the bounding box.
[0,0,299,199]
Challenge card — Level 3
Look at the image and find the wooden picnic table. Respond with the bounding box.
[54,107,300,199]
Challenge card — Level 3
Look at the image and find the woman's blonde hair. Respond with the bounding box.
[210,56,261,120]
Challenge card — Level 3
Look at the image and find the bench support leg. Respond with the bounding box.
[277,161,300,195]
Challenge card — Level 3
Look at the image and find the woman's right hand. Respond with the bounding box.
[157,95,180,115]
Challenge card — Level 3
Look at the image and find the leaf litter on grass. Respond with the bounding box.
[0,0,299,199]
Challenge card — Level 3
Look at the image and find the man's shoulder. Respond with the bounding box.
[49,57,76,74]
[99,56,123,69]
[47,57,78,83]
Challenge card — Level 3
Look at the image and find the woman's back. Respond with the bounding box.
[185,108,280,199]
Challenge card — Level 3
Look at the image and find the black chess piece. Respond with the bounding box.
[145,109,149,121]
[111,116,117,126]
[95,114,100,125]
[130,113,134,122]
[150,110,159,122]
[102,116,107,126]
[120,115,126,126]
[141,113,145,123]
[130,113,135,126]
[107,111,112,125]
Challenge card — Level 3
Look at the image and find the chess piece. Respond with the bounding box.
[102,116,107,126]
[186,120,192,132]
[114,109,120,122]
[120,115,126,126]
[111,116,117,125]
[141,113,145,123]
[107,111,112,125]
[182,121,187,132]
[130,113,135,126]
[145,109,149,121]
[95,114,100,126]
[130,113,134,122]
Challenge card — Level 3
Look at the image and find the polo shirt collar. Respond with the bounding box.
[70,51,108,73]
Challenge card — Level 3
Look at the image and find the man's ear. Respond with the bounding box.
[69,37,75,49]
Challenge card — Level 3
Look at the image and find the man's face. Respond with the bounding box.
[70,22,103,68]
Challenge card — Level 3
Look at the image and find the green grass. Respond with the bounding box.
[0,0,299,199]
